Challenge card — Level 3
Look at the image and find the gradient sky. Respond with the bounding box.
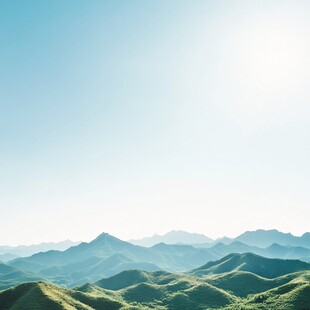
[1,0,309,245]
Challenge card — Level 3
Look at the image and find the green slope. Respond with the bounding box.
[91,269,237,309]
[206,270,304,297]
[243,281,310,310]
[1,269,310,309]
[0,281,133,310]
[192,252,310,278]
[95,270,155,290]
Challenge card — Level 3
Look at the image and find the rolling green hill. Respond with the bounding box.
[0,281,137,310]
[1,263,310,309]
[242,280,310,310]
[85,267,310,309]
[192,252,310,278]
[205,270,304,297]
[81,269,238,309]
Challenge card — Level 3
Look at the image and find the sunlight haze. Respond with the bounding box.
[0,0,309,245]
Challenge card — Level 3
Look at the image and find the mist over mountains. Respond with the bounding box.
[129,230,214,247]
[129,229,310,248]
[0,229,309,309]
[1,253,309,309]
[0,229,309,291]
[0,240,80,260]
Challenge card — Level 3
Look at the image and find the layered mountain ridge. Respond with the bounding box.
[0,230,308,289]
[1,253,309,310]
[130,229,310,248]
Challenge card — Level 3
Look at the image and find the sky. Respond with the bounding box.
[0,0,309,245]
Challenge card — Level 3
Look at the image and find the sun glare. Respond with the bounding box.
[225,12,310,115]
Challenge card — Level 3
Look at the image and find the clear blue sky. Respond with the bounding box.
[1,0,309,245]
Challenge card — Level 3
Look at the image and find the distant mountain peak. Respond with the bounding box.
[129,230,213,247]
[235,229,308,248]
[0,240,80,257]
[92,232,110,241]
[86,232,133,254]
[91,232,124,244]
[152,242,168,248]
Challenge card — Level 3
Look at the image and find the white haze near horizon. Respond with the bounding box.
[0,0,309,245]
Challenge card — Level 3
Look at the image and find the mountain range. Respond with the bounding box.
[129,230,213,246]
[0,230,309,309]
[0,230,307,290]
[234,229,310,248]
[0,240,80,259]
[130,229,310,248]
[1,253,309,309]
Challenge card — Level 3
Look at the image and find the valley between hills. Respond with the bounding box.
[0,229,309,309]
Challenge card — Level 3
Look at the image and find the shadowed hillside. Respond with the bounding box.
[81,269,237,309]
[192,252,310,278]
[205,270,306,297]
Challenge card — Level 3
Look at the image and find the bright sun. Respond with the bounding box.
[223,11,310,116]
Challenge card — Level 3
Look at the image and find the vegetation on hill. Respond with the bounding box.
[1,243,310,309]
[205,270,303,297]
[4,232,309,289]
[1,266,310,309]
[0,281,136,310]
[192,252,310,278]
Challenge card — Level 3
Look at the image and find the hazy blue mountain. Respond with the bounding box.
[235,229,310,248]
[213,236,233,245]
[130,229,310,249]
[0,240,80,257]
[206,241,259,256]
[38,253,161,287]
[5,233,309,287]
[9,233,212,275]
[7,233,216,288]
[129,230,214,247]
[261,243,310,260]
[5,231,310,289]
[0,253,19,262]
[9,233,156,269]
[200,241,310,262]
[0,262,45,290]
